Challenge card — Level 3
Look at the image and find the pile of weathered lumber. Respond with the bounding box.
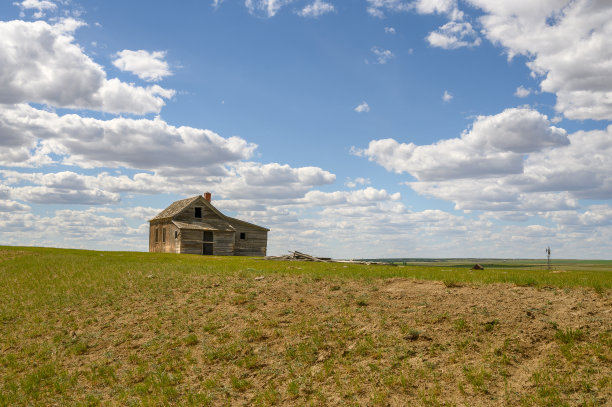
[263,251,394,266]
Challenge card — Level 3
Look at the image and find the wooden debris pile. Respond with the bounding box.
[263,251,394,266]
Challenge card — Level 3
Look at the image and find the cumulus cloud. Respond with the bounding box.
[356,108,569,182]
[366,0,411,18]
[384,26,396,34]
[0,208,149,250]
[514,86,532,98]
[468,0,612,120]
[0,161,336,207]
[298,0,335,17]
[413,0,460,17]
[112,50,172,82]
[215,162,336,199]
[370,47,394,64]
[14,0,57,18]
[354,101,370,113]
[0,199,30,212]
[442,90,453,102]
[345,177,370,188]
[0,104,256,170]
[426,21,481,49]
[367,0,476,49]
[358,117,612,214]
[0,19,174,115]
[303,187,400,206]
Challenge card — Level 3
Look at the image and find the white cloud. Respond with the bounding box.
[245,0,293,17]
[356,108,569,181]
[366,0,464,18]
[0,19,174,115]
[442,90,453,102]
[215,162,336,199]
[303,187,400,206]
[0,104,256,170]
[0,199,30,212]
[468,0,612,120]
[427,21,481,49]
[13,0,57,18]
[370,46,394,64]
[298,0,335,17]
[384,26,396,34]
[357,118,612,214]
[354,101,370,113]
[366,0,411,18]
[345,177,370,188]
[112,50,172,82]
[413,0,458,16]
[0,208,148,251]
[514,86,532,98]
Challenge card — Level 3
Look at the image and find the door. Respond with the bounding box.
[202,231,214,255]
[203,243,213,255]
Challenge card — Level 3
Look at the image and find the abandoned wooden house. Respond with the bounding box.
[149,192,268,256]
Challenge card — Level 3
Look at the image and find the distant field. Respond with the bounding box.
[0,246,610,406]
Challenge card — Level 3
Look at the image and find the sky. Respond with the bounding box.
[1,0,611,259]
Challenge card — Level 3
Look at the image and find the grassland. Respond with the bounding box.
[0,246,610,406]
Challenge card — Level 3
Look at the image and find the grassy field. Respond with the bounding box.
[0,246,610,406]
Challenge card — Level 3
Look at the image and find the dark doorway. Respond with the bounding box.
[203,243,213,255]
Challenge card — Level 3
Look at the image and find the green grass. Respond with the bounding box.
[0,246,610,406]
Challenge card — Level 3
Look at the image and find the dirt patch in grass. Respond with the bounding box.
[0,251,610,406]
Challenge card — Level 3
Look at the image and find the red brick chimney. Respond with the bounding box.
[204,192,211,202]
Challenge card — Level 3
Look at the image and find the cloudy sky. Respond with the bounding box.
[1,0,611,259]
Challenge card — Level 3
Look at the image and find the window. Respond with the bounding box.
[240,232,246,240]
[154,227,159,243]
[195,207,202,218]
[174,231,178,239]
[203,231,213,242]
[162,228,166,243]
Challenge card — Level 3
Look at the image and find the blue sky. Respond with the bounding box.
[1,0,611,259]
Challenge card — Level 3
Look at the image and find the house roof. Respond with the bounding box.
[150,195,269,231]
[150,196,200,221]
[172,221,235,232]
[226,216,269,231]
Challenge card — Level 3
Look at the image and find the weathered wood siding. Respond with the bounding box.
[178,230,235,255]
[213,231,234,256]
[149,222,180,253]
[233,228,268,256]
[174,201,219,224]
[180,229,205,255]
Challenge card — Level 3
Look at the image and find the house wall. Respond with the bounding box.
[180,229,205,255]
[174,200,218,224]
[179,229,235,255]
[233,227,268,256]
[213,231,235,256]
[149,222,180,253]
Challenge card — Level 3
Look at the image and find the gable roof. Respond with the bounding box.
[149,195,269,231]
[150,196,200,221]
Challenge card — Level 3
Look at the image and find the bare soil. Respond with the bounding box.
[20,274,608,406]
